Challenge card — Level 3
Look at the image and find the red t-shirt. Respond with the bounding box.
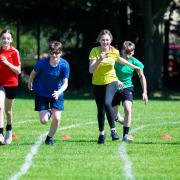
[0,47,21,87]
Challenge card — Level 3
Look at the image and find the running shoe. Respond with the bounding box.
[4,130,12,144]
[122,134,134,142]
[111,130,119,141]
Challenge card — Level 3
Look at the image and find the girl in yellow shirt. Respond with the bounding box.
[89,29,140,144]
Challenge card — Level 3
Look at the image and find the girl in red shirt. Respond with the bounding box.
[0,29,21,145]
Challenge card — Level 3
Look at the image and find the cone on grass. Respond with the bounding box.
[160,134,172,139]
[63,134,71,140]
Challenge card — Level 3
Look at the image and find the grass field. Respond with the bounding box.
[0,96,179,180]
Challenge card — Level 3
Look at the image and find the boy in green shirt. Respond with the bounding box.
[112,41,148,142]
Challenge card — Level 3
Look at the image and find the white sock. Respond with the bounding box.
[111,128,116,132]
[99,131,105,135]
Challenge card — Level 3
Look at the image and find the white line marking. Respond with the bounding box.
[119,143,134,180]
[9,121,96,180]
[9,115,180,180]
[118,120,180,180]
[9,133,46,180]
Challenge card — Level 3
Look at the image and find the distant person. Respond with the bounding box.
[89,29,140,144]
[28,41,70,145]
[0,29,21,145]
[112,41,148,142]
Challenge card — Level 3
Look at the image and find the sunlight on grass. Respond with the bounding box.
[0,98,179,179]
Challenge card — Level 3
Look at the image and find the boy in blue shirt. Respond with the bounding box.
[28,41,70,145]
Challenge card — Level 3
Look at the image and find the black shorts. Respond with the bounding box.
[112,87,134,107]
[0,86,18,99]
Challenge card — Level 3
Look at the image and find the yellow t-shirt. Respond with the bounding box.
[89,46,119,85]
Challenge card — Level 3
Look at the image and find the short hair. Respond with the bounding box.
[96,29,113,42]
[122,41,135,54]
[49,41,63,54]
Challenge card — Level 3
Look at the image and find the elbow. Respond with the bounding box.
[66,82,69,89]
[17,67,21,75]
[17,69,21,75]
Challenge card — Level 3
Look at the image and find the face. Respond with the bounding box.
[125,50,134,59]
[0,32,13,48]
[49,50,61,61]
[99,34,112,50]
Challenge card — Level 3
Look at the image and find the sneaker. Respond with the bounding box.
[97,135,105,144]
[45,137,54,145]
[111,130,119,141]
[122,134,134,142]
[115,116,124,125]
[0,134,4,145]
[4,130,12,144]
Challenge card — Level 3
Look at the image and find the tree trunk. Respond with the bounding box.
[141,0,156,91]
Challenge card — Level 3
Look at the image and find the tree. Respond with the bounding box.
[0,0,174,91]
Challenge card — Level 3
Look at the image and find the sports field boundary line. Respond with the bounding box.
[9,121,96,180]
[9,119,180,180]
[118,120,180,180]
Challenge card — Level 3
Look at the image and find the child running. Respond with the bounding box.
[28,41,70,145]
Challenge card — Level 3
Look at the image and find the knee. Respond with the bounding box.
[104,101,111,109]
[52,116,60,123]
[40,117,48,124]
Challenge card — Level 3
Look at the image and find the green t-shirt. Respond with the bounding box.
[115,57,144,88]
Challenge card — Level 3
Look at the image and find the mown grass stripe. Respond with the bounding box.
[9,122,95,180]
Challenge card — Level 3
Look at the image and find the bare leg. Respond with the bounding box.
[0,87,5,128]
[47,108,61,137]
[39,110,51,124]
[123,100,132,127]
[4,98,14,144]
[0,87,5,144]
[113,105,119,119]
[122,100,134,142]
[5,98,14,125]
[113,105,124,124]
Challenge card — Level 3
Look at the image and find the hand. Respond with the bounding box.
[99,51,106,61]
[52,90,59,101]
[142,93,148,104]
[117,80,124,89]
[1,56,10,66]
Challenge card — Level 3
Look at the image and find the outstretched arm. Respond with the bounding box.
[117,56,140,70]
[137,69,148,104]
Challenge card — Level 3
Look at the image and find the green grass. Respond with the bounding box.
[0,98,180,180]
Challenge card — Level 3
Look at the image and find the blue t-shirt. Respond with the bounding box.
[33,57,70,99]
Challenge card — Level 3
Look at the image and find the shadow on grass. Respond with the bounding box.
[132,141,180,145]
[58,139,97,143]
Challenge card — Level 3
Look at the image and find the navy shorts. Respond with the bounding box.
[112,87,134,107]
[35,93,64,111]
[0,86,18,99]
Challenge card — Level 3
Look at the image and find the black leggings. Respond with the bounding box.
[93,82,118,131]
